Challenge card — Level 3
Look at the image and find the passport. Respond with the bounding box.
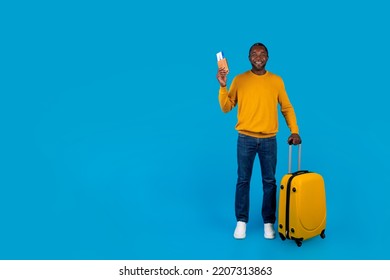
[216,51,229,73]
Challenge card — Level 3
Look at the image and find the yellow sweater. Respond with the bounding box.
[219,70,299,138]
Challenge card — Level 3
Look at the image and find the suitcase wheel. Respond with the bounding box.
[320,230,326,239]
[295,240,302,247]
[279,232,286,241]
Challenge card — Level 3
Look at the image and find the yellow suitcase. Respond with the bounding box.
[278,144,326,247]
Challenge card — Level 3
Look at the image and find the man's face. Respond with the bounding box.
[249,45,268,71]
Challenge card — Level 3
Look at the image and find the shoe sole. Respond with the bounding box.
[234,237,246,240]
[264,234,275,239]
[234,234,246,239]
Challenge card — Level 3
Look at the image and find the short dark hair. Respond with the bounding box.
[249,42,268,56]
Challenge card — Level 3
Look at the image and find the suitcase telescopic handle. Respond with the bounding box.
[288,144,301,173]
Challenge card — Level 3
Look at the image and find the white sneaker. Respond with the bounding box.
[234,221,246,239]
[264,223,275,239]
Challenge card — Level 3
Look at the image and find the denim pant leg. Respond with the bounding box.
[235,134,257,223]
[258,137,277,224]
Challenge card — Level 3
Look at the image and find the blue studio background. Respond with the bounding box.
[1,0,389,260]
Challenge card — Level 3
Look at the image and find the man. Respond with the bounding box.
[216,42,301,240]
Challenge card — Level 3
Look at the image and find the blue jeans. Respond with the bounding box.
[235,133,277,224]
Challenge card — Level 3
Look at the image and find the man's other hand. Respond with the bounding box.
[288,133,302,145]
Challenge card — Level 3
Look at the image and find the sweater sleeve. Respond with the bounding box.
[218,77,238,113]
[278,81,299,134]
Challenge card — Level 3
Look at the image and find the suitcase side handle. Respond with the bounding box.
[288,144,301,173]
